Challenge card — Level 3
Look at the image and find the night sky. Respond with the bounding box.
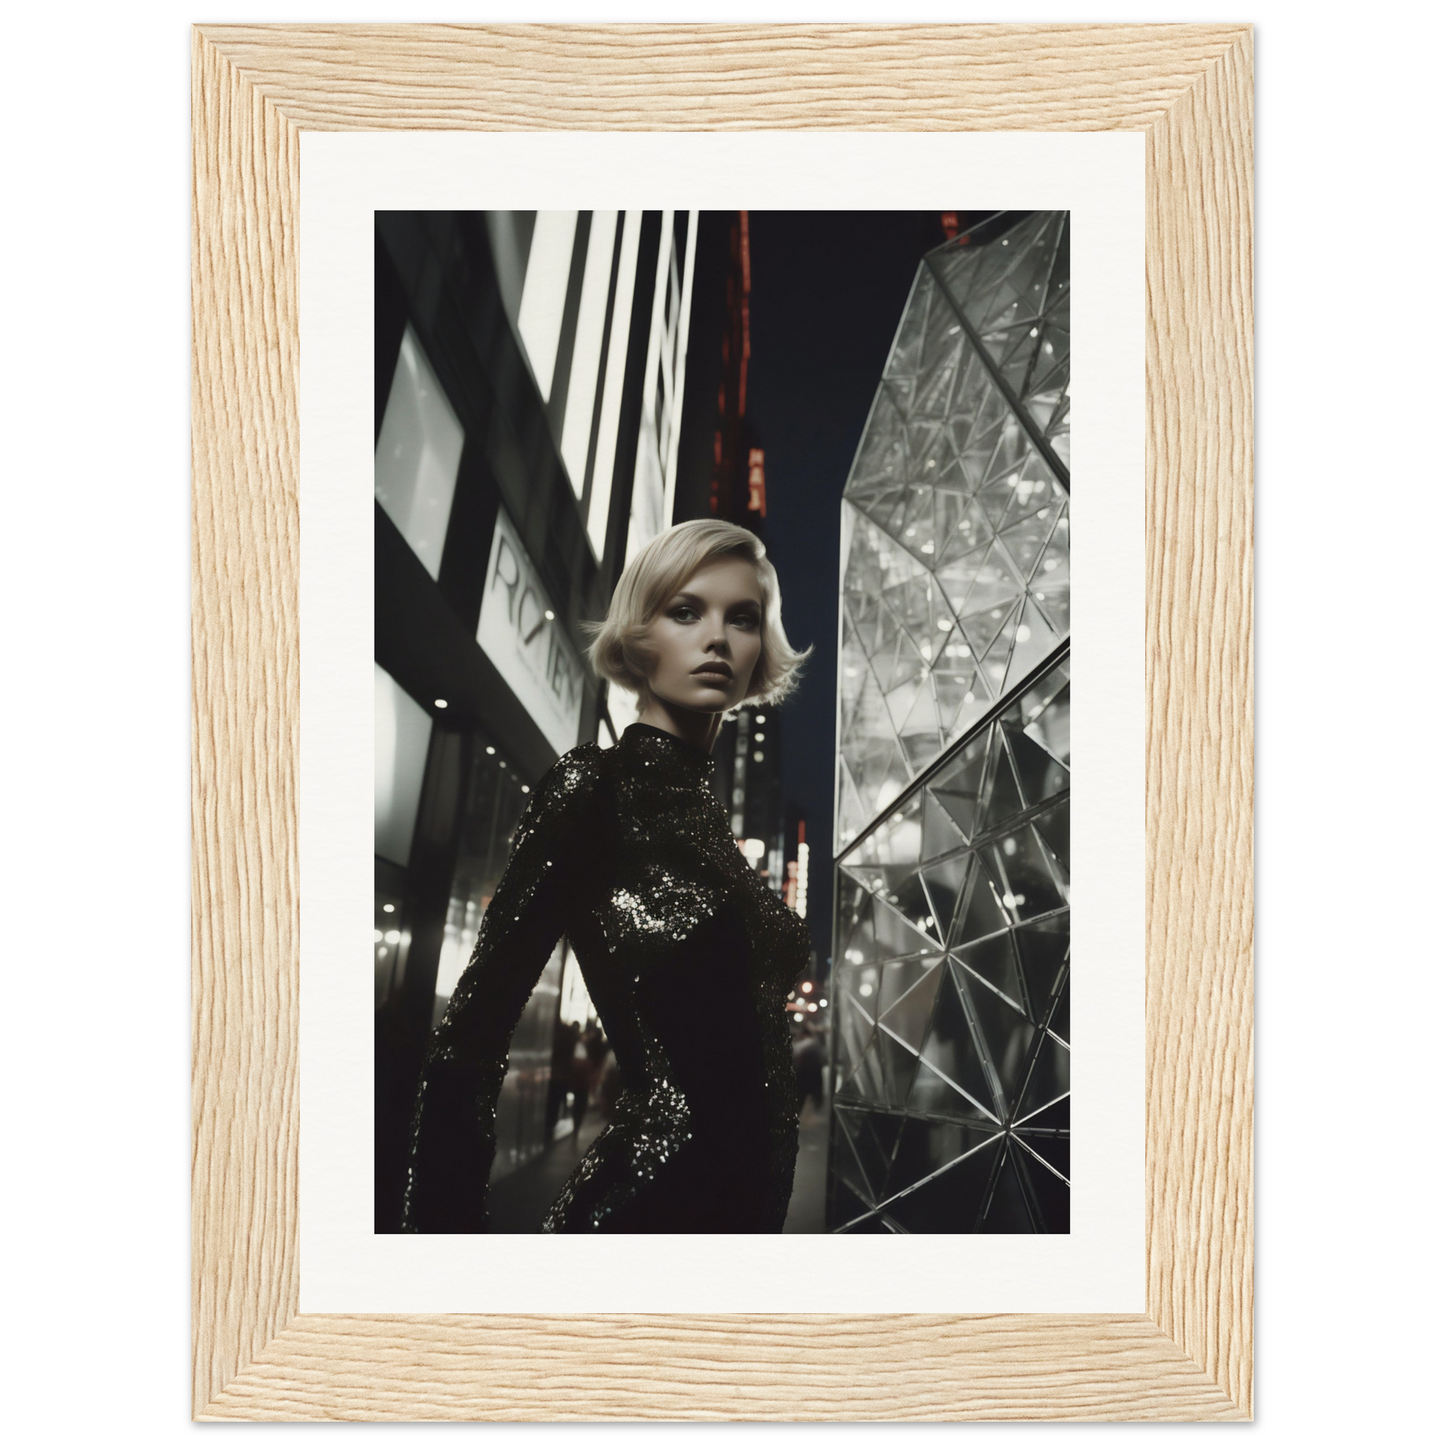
[744,211,948,964]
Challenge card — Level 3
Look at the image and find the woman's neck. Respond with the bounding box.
[635,694,723,754]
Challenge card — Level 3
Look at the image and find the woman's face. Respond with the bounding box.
[642,556,766,715]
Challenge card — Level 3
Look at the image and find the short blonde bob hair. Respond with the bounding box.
[588,519,810,706]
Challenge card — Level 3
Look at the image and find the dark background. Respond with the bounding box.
[744,211,951,962]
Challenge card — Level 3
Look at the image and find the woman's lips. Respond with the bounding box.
[691,665,732,682]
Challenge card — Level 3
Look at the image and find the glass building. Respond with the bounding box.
[828,212,1072,1233]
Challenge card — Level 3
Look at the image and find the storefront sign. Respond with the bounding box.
[476,510,585,756]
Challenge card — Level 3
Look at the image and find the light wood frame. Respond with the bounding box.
[192,22,1253,1421]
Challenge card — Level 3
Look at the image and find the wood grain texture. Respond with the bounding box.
[191,26,301,1411]
[1143,28,1254,1418]
[191,21,1253,1422]
[199,22,1246,132]
[199,1313,1243,1422]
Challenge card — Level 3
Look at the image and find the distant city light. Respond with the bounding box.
[384,929,402,945]
[742,838,767,862]
[434,698,448,709]
[382,904,396,914]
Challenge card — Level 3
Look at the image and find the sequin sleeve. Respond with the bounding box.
[401,745,607,1233]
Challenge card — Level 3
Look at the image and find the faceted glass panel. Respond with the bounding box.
[830,214,1071,1232]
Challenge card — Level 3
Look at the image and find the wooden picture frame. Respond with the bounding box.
[192,22,1253,1421]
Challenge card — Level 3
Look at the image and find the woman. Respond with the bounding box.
[402,519,811,1233]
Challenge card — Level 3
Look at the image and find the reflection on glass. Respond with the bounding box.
[375,326,466,581]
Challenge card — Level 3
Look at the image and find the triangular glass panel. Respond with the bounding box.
[1032,798,1070,880]
[1017,654,1069,727]
[919,961,998,1115]
[1013,1026,1071,1124]
[1004,724,1069,808]
[952,957,1037,1115]
[1012,914,1070,1029]
[885,1136,1003,1233]
[954,538,1027,620]
[974,464,1029,530]
[934,522,993,586]
[1024,694,1070,785]
[1012,1139,1070,1233]
[851,787,923,868]
[1015,1093,1069,1133]
[877,952,945,1019]
[930,644,986,743]
[834,754,870,854]
[953,929,1028,1017]
[980,724,1026,832]
[927,731,992,842]
[869,1026,922,1109]
[978,1137,1037,1232]
[985,824,1068,921]
[882,374,916,415]
[855,1109,906,1198]
[833,1104,900,1203]
[896,679,944,773]
[905,1054,998,1125]
[1002,598,1061,694]
[1028,513,1070,638]
[856,737,914,834]
[1031,818,1070,898]
[839,865,933,941]
[948,851,1010,948]
[884,1117,998,1202]
[883,670,926,734]
[997,485,1067,575]
[959,594,1020,664]
[978,598,1023,696]
[842,1031,889,1104]
[833,1001,869,1081]
[830,1107,880,1204]
[1013,1123,1069,1183]
[877,956,946,1053]
[920,788,968,861]
[919,854,968,944]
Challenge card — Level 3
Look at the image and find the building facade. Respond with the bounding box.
[373,210,701,1229]
[828,212,1072,1232]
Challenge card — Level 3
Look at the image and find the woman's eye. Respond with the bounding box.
[671,607,698,622]
[731,614,760,630]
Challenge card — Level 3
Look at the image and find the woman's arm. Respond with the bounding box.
[401,746,605,1232]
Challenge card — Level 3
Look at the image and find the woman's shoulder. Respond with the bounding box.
[538,740,613,804]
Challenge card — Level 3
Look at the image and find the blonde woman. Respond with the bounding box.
[403,519,811,1233]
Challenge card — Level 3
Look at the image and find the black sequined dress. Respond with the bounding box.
[402,723,809,1233]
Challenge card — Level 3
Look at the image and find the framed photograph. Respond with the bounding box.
[192,22,1252,1421]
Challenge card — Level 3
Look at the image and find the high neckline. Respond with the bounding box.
[621,722,718,783]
